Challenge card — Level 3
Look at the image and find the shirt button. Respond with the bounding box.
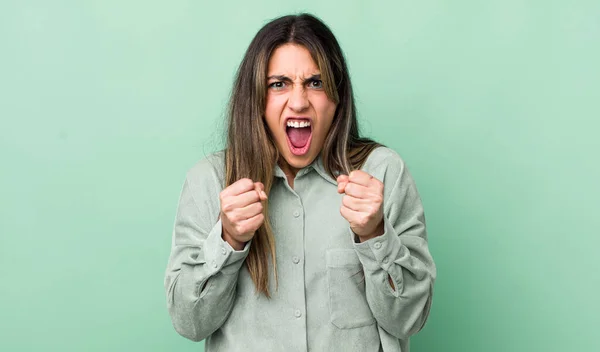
[293,210,300,218]
[212,261,217,268]
[292,256,300,264]
[374,242,382,249]
[294,310,302,318]
[383,256,389,264]
[221,248,227,255]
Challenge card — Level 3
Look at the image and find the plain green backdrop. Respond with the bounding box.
[1,1,599,351]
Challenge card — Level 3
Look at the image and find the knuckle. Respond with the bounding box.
[222,202,233,213]
[358,217,369,227]
[342,196,351,206]
[234,224,245,235]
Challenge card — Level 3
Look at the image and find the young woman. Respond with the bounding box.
[164,13,436,352]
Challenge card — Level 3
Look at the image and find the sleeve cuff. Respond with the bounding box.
[352,216,402,272]
[203,219,251,275]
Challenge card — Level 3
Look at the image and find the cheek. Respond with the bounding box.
[265,95,286,132]
[313,96,337,132]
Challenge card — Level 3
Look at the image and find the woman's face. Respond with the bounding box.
[264,43,337,175]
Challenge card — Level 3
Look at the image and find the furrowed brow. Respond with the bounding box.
[303,74,322,84]
[267,75,292,82]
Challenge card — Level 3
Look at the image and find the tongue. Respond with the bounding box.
[287,127,311,148]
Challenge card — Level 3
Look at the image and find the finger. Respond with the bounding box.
[223,189,261,211]
[237,213,265,235]
[254,182,268,200]
[234,202,264,221]
[342,194,370,212]
[340,204,364,224]
[348,170,373,187]
[336,174,349,183]
[339,204,351,222]
[344,182,370,199]
[222,178,255,197]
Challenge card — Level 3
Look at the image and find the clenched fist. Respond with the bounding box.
[337,170,385,242]
[220,178,268,250]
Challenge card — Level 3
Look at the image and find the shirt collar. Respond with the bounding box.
[273,154,338,186]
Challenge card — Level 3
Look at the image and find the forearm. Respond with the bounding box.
[354,217,435,339]
[165,220,250,341]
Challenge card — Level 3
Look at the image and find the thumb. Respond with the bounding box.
[336,175,349,194]
[254,182,268,201]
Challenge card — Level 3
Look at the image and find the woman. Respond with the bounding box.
[164,13,436,352]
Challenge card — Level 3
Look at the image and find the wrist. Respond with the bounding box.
[356,220,384,243]
[222,228,246,251]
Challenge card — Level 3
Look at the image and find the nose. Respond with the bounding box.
[287,85,309,112]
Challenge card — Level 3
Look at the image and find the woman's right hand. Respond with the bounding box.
[219,178,268,250]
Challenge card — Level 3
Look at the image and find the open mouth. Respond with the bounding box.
[285,118,313,156]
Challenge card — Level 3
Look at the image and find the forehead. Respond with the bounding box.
[267,43,320,75]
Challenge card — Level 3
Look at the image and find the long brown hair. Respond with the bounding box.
[225,13,382,297]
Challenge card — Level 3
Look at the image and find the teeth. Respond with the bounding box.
[287,120,311,128]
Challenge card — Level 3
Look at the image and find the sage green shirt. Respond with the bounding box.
[164,147,436,352]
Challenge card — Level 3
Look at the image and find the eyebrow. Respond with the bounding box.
[267,74,322,84]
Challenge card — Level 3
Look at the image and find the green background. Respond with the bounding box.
[1,1,599,351]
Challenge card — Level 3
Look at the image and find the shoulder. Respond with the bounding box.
[362,147,422,208]
[175,151,225,228]
[361,146,408,184]
[185,150,226,191]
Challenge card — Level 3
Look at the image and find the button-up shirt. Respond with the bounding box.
[164,147,436,352]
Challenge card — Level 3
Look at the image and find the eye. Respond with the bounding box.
[268,81,286,90]
[309,80,323,89]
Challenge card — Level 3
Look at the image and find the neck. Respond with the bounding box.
[278,159,299,188]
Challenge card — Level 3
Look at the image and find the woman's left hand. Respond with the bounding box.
[337,170,385,242]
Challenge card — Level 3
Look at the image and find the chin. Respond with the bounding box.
[284,154,311,168]
[280,149,316,170]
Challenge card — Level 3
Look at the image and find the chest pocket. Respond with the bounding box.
[326,249,376,329]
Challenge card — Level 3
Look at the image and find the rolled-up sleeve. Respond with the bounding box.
[353,155,436,340]
[164,162,249,342]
